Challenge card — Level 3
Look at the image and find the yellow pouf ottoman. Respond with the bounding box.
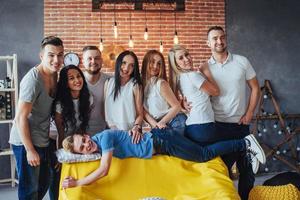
[249,184,300,200]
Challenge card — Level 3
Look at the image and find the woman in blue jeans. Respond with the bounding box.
[60,129,264,188]
[141,50,186,135]
[168,45,221,145]
[168,46,266,173]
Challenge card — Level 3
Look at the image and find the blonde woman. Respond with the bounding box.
[142,50,186,135]
[168,45,220,145]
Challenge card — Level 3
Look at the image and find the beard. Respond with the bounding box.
[87,67,101,75]
[214,45,227,53]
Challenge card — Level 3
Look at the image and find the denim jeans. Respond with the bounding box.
[185,122,220,145]
[12,145,50,200]
[48,139,60,200]
[215,122,254,200]
[165,113,187,136]
[151,128,246,163]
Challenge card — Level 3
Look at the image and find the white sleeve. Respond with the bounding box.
[244,57,256,80]
[55,102,62,114]
[189,72,206,89]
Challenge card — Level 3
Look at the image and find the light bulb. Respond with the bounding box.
[173,31,179,44]
[282,149,287,154]
[128,35,134,48]
[113,22,118,39]
[276,150,280,155]
[263,94,268,99]
[273,122,278,129]
[264,167,269,172]
[258,132,262,137]
[272,157,277,161]
[159,41,163,53]
[263,126,267,133]
[296,146,300,151]
[99,38,104,52]
[144,27,148,40]
[278,130,283,135]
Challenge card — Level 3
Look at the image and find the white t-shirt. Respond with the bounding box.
[56,95,93,137]
[178,71,215,125]
[86,72,110,135]
[208,52,256,123]
[105,78,137,131]
[144,77,170,119]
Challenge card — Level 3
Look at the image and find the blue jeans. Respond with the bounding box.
[151,128,246,162]
[215,122,254,200]
[165,113,187,136]
[48,139,60,200]
[12,145,50,200]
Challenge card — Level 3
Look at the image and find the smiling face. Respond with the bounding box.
[40,44,64,73]
[73,134,98,154]
[207,29,227,53]
[120,54,135,81]
[67,68,83,97]
[82,49,102,75]
[174,49,193,70]
[148,53,163,77]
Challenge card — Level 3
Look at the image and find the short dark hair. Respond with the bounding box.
[41,36,63,50]
[207,26,225,36]
[82,46,100,53]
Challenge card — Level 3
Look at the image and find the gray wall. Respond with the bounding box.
[0,0,43,179]
[226,0,300,172]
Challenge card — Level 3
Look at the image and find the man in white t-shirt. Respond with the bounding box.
[82,46,110,135]
[206,26,260,200]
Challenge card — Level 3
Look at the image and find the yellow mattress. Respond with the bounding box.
[59,156,240,200]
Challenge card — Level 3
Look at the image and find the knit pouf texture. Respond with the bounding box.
[249,184,300,200]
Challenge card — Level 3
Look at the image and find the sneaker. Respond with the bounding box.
[250,155,260,174]
[245,134,266,164]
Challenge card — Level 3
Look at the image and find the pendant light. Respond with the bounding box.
[159,6,163,52]
[99,12,104,52]
[113,3,118,39]
[128,10,134,48]
[144,7,148,40]
[173,10,179,44]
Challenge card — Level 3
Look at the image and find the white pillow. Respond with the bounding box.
[55,148,101,163]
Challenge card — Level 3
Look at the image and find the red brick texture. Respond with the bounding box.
[44,0,225,73]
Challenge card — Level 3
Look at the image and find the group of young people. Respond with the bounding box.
[9,26,264,200]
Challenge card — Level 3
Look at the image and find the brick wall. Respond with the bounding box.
[44,0,225,73]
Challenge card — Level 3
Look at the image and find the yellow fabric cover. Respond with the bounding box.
[59,156,240,200]
[249,184,300,200]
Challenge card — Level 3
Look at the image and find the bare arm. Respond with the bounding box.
[54,112,65,149]
[144,109,158,128]
[198,63,220,96]
[239,77,260,125]
[62,151,113,188]
[156,80,181,128]
[130,85,144,144]
[15,101,40,167]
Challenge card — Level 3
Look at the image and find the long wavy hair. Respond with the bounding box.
[141,50,167,91]
[52,65,91,133]
[168,45,190,96]
[113,50,142,101]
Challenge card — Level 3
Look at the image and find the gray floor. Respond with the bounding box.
[0,173,276,200]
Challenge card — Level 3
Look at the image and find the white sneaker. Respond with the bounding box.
[250,155,260,174]
[245,134,266,164]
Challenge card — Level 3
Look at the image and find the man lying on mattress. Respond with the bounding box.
[61,128,265,189]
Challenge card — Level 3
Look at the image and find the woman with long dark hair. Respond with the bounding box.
[104,50,143,144]
[53,65,92,147]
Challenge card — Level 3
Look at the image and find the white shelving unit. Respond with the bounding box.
[0,54,18,187]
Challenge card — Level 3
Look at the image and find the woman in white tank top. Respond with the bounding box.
[104,51,143,144]
[142,50,186,135]
[168,45,221,145]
